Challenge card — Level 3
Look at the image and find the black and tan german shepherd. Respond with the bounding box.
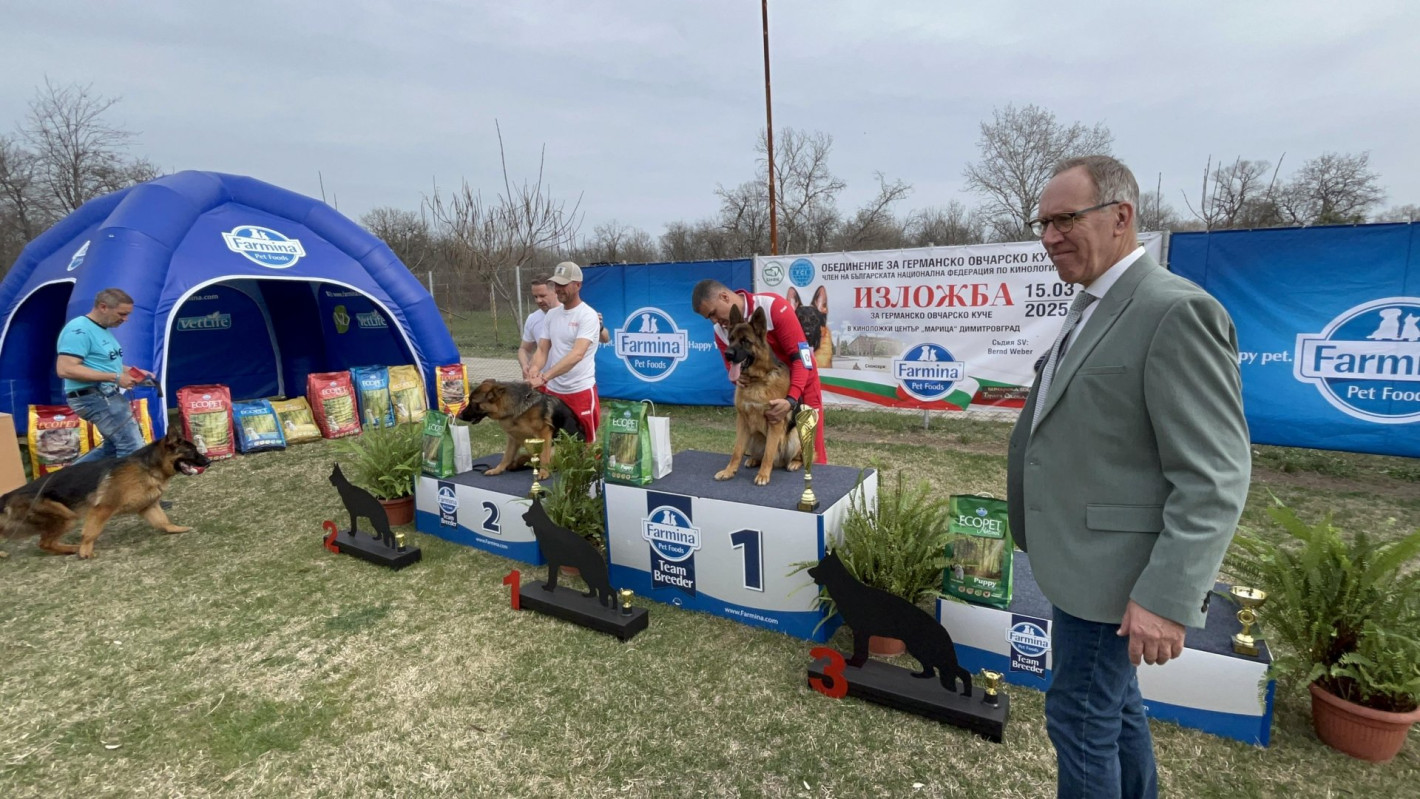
[788,285,832,368]
[458,379,582,478]
[716,304,803,486]
[0,429,210,559]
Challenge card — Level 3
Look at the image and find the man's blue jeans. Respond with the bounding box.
[1046,606,1158,799]
[70,389,145,465]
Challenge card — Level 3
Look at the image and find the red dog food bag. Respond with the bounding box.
[176,384,237,460]
[306,371,362,439]
[26,404,92,476]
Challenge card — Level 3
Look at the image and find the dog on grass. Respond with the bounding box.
[458,379,583,478]
[715,303,803,486]
[788,285,832,368]
[0,429,210,559]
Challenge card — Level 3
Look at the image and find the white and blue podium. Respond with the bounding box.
[937,553,1276,746]
[415,455,546,566]
[605,450,876,642]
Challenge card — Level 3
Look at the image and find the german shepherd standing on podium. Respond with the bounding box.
[715,303,803,486]
[1,429,209,559]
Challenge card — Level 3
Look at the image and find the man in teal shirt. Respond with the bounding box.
[56,288,154,465]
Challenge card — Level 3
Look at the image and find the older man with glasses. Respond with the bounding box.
[1007,156,1251,798]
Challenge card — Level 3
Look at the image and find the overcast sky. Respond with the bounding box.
[3,1,1417,241]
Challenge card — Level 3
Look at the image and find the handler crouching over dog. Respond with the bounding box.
[529,262,603,443]
[56,288,153,466]
[692,279,827,464]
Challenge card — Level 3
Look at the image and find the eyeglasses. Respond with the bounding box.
[1029,200,1121,237]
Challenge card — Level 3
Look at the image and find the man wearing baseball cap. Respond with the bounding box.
[529,261,603,442]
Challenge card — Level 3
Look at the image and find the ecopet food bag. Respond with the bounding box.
[603,399,652,486]
[87,399,156,450]
[269,397,322,444]
[233,399,287,453]
[306,371,362,439]
[387,364,427,425]
[176,385,237,461]
[943,494,1014,609]
[421,410,456,478]
[351,365,396,429]
[436,364,468,416]
[27,405,91,476]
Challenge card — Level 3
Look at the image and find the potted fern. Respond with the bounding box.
[802,469,952,655]
[540,430,606,570]
[335,422,423,526]
[1226,498,1420,762]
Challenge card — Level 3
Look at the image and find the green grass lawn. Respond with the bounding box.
[443,309,524,357]
[2,406,1417,797]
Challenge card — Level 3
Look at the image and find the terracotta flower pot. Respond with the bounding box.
[868,635,907,657]
[560,565,581,577]
[1309,682,1420,763]
[379,496,415,527]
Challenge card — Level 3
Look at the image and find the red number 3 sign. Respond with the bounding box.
[808,647,849,698]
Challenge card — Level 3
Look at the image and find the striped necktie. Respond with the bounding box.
[1031,291,1097,432]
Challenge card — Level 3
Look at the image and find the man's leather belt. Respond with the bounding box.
[66,387,100,399]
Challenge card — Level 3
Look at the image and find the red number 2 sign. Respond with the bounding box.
[809,647,848,698]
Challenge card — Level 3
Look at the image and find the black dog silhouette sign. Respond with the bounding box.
[324,463,421,570]
[805,551,1008,742]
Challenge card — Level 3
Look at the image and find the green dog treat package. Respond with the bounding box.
[603,399,652,485]
[421,410,456,478]
[943,493,1014,609]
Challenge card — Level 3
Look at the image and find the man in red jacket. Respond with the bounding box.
[692,279,827,464]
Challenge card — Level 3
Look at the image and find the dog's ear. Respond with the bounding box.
[728,302,744,326]
[749,305,768,334]
[786,287,802,308]
[812,285,828,314]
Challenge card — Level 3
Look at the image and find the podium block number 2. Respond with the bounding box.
[729,528,763,592]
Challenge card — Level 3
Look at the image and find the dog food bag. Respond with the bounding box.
[421,410,456,478]
[26,404,92,476]
[603,399,652,486]
[351,365,396,429]
[436,364,468,416]
[943,494,1014,609]
[176,384,237,461]
[88,399,156,450]
[387,364,428,425]
[306,371,362,439]
[233,399,288,453]
[269,397,322,444]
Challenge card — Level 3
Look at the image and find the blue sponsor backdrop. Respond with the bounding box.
[582,259,753,406]
[1170,222,1420,457]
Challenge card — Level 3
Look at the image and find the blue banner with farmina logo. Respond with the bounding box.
[1170,222,1420,458]
[583,259,753,406]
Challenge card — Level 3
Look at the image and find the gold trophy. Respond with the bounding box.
[619,588,634,617]
[523,438,547,498]
[1230,586,1267,656]
[395,532,406,552]
[981,670,1003,706]
[795,405,820,512]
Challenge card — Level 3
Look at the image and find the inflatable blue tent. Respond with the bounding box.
[0,171,459,436]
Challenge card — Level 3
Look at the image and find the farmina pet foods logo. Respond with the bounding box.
[437,482,458,528]
[616,306,689,382]
[176,311,232,332]
[894,343,965,402]
[67,240,90,271]
[1295,297,1420,424]
[222,225,306,269]
[642,493,700,597]
[1007,614,1051,676]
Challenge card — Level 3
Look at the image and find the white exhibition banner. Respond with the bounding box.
[754,234,1163,410]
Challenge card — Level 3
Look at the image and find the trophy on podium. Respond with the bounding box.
[981,670,1004,707]
[796,405,820,512]
[523,438,547,498]
[1230,585,1267,656]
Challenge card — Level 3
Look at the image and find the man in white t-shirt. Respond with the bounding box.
[529,261,602,441]
[518,279,557,380]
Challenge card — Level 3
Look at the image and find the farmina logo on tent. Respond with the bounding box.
[66,240,90,271]
[1295,297,1420,424]
[616,306,689,382]
[222,225,306,269]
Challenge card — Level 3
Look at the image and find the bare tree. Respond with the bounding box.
[572,220,660,264]
[833,172,911,251]
[763,129,846,253]
[361,206,433,272]
[1137,188,1180,232]
[1276,151,1385,226]
[713,179,773,255]
[424,123,582,345]
[903,201,986,247]
[1374,204,1420,223]
[659,219,740,262]
[963,104,1113,241]
[22,79,158,215]
[1182,156,1285,229]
